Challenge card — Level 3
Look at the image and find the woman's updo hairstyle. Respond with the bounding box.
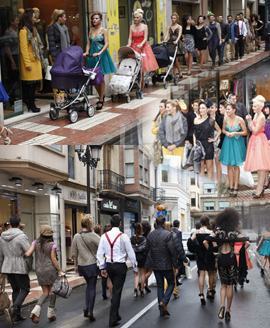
[81,214,93,232]
[252,95,266,110]
[134,9,144,18]
[226,102,237,112]
[91,11,102,27]
[166,99,181,112]
[171,12,179,22]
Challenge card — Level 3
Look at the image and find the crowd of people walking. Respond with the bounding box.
[153,94,270,198]
[1,209,268,326]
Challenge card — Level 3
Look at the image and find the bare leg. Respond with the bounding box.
[145,268,152,288]
[228,165,234,189]
[184,52,189,65]
[188,52,193,74]
[226,285,234,312]
[206,159,214,181]
[94,84,101,99]
[99,80,105,101]
[215,157,222,188]
[135,268,141,289]
[262,256,268,269]
[200,161,206,177]
[208,270,214,291]
[264,171,270,186]
[196,50,201,68]
[174,59,182,76]
[41,285,51,296]
[256,170,265,194]
[140,267,147,290]
[220,285,227,307]
[199,270,205,296]
[234,166,240,191]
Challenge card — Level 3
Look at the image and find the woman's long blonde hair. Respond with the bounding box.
[166,99,182,112]
[81,214,93,232]
[48,9,65,27]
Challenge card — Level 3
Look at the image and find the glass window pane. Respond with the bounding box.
[125,163,134,176]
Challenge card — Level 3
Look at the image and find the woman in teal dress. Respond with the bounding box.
[257,231,270,275]
[84,11,116,110]
[219,102,247,197]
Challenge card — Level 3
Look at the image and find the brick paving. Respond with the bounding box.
[2,48,269,145]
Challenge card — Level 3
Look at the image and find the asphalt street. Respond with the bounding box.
[0,249,269,328]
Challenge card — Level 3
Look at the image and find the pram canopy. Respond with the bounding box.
[51,46,87,89]
[152,44,171,68]
[118,46,141,62]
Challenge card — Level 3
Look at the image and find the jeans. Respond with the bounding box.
[218,42,226,63]
[107,263,127,326]
[8,274,30,313]
[154,269,175,305]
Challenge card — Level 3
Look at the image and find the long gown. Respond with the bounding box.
[87,31,116,75]
[219,118,246,166]
[130,31,159,72]
[244,121,270,171]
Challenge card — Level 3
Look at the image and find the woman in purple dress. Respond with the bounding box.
[264,101,270,189]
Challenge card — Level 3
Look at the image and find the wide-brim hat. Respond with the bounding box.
[40,225,53,237]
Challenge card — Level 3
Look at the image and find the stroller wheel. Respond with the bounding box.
[174,76,179,86]
[69,110,79,123]
[126,96,131,103]
[49,103,59,121]
[164,82,168,89]
[86,104,95,117]
[111,95,116,102]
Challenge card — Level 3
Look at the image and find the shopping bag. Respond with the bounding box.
[51,276,72,299]
[185,258,192,279]
[0,82,9,103]
[45,65,52,81]
[239,164,254,188]
[148,273,157,286]
[0,275,10,312]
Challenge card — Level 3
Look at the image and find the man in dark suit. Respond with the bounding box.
[145,215,188,316]
[218,15,229,65]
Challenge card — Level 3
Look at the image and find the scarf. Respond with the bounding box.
[56,23,70,51]
[24,26,45,69]
[165,111,184,145]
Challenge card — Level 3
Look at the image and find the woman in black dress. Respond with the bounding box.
[163,12,183,78]
[131,223,147,298]
[204,208,250,322]
[181,13,197,76]
[185,98,201,145]
[195,15,212,72]
[193,101,221,181]
[190,215,216,305]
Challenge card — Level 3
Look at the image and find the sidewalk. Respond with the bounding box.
[2,260,133,309]
[2,46,269,145]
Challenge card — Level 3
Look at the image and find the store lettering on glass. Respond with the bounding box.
[126,200,137,209]
[78,193,86,200]
[103,200,118,210]
[69,190,77,200]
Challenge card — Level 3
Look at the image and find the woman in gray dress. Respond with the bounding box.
[25,225,64,323]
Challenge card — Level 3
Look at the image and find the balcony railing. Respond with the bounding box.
[150,187,166,201]
[99,170,125,193]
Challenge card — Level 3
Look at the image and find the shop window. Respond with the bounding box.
[125,163,134,184]
[191,177,196,185]
[203,201,215,211]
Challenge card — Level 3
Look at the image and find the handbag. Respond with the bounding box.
[51,276,72,299]
[132,238,146,253]
[0,275,11,312]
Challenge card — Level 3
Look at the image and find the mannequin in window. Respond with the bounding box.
[17,8,24,20]
[33,8,47,58]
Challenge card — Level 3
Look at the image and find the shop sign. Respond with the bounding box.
[125,200,138,210]
[101,199,119,212]
[259,0,265,4]
[66,188,87,203]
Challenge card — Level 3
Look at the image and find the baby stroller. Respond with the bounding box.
[50,46,102,123]
[151,42,179,89]
[109,46,144,103]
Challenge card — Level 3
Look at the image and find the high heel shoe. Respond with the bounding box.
[145,286,151,293]
[28,106,41,113]
[252,189,264,199]
[0,126,13,145]
[199,293,206,305]
[225,311,231,322]
[230,188,238,198]
[218,306,225,319]
[83,307,89,318]
[140,290,144,298]
[263,181,270,189]
[134,288,138,298]
[207,290,215,300]
[96,101,104,110]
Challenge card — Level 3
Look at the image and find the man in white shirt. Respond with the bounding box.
[235,14,247,59]
[97,214,138,327]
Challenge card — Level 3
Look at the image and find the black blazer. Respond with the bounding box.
[47,23,61,62]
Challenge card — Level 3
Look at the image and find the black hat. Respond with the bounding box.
[4,222,10,227]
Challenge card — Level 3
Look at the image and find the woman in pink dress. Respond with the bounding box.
[127,9,159,88]
[244,95,270,198]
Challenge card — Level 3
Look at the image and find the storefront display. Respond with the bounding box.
[0,0,85,119]
[99,197,120,229]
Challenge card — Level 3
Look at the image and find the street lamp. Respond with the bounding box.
[75,145,102,214]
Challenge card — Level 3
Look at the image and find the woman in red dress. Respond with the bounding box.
[127,9,159,88]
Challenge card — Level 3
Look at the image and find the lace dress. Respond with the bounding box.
[167,27,183,56]
[130,31,159,72]
[219,118,247,166]
[244,121,270,171]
